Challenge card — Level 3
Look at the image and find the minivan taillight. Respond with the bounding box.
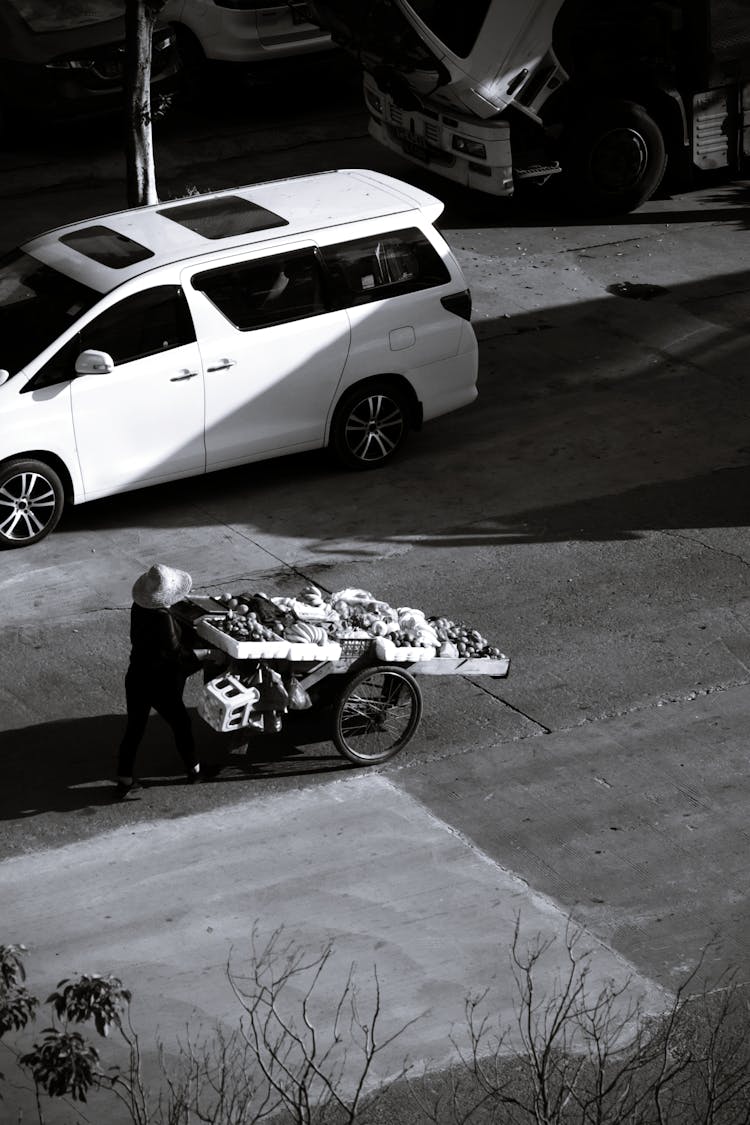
[441,289,472,320]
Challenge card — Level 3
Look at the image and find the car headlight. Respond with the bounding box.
[46,57,94,70]
[154,28,176,51]
[366,88,383,115]
[451,135,487,159]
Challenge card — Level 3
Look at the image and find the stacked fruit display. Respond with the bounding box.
[315,590,504,658]
[206,589,338,650]
[211,594,286,643]
[325,594,506,660]
[428,617,504,659]
[203,585,504,662]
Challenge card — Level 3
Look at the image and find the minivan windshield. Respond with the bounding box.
[0,250,99,377]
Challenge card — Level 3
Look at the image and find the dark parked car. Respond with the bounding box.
[0,0,179,137]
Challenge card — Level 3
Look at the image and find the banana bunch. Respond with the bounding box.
[283,621,330,645]
[298,584,326,608]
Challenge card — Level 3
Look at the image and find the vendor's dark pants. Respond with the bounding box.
[117,666,198,778]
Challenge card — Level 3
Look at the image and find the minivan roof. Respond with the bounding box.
[23,169,445,294]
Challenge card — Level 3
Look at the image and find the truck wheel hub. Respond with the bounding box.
[592,128,648,190]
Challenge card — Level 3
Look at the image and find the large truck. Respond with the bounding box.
[309,1,750,213]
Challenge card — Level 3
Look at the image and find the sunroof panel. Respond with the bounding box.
[60,225,154,268]
[158,195,288,239]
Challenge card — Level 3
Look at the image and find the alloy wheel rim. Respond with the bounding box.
[0,471,57,541]
[344,394,404,463]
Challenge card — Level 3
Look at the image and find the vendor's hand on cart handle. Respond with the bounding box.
[195,648,227,663]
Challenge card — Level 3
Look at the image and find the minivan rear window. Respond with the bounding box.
[321,227,450,305]
[158,196,288,240]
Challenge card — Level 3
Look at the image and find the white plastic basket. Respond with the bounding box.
[195,616,341,661]
[198,674,261,733]
[373,637,436,662]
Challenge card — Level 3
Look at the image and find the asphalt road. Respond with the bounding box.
[2,59,750,1118]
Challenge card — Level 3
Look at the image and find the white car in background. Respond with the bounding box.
[0,169,478,548]
[161,0,333,69]
[0,0,178,137]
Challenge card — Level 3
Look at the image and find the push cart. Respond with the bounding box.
[181,592,510,767]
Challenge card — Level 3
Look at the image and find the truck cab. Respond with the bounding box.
[311,0,750,214]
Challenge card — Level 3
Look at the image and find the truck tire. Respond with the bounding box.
[561,100,667,214]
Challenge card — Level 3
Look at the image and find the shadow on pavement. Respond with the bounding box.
[435,177,750,231]
[57,440,750,558]
[0,709,350,824]
[404,464,750,547]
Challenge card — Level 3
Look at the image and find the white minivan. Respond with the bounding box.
[0,169,477,548]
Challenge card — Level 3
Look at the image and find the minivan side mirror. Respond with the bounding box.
[75,349,114,375]
[0,370,10,386]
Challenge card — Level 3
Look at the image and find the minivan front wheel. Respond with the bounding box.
[0,458,64,548]
[331,382,410,470]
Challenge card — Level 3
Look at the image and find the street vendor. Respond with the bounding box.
[115,563,219,797]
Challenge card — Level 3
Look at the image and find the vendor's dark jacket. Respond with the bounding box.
[128,603,201,683]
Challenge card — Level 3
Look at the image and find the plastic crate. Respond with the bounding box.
[340,637,374,658]
[198,675,261,733]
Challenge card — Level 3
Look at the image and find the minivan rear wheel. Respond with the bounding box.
[331,382,410,469]
[0,458,64,548]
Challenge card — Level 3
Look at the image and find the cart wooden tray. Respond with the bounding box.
[406,654,510,677]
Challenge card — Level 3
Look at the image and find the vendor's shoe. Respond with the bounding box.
[186,766,202,785]
[114,777,141,798]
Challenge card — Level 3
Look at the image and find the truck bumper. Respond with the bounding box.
[364,73,514,197]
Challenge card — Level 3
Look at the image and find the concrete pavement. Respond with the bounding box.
[2,773,668,1124]
[398,681,750,990]
[6,680,750,1120]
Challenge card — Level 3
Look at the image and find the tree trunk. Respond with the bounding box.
[125,0,160,207]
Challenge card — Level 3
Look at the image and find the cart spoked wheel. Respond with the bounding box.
[333,665,423,765]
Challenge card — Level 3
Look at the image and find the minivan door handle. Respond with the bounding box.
[207,359,237,372]
[170,370,199,382]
